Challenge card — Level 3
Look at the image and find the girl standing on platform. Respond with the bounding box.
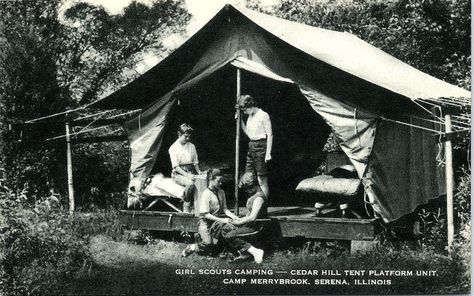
[238,95,273,199]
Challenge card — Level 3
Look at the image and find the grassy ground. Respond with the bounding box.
[65,234,469,295]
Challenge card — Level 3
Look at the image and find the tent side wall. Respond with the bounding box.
[363,118,446,222]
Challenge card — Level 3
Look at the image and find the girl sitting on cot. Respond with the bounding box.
[182,169,238,257]
[168,123,202,213]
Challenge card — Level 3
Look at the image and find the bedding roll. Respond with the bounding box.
[296,175,361,197]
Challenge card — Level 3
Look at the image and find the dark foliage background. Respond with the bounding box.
[0,2,190,293]
[0,0,190,203]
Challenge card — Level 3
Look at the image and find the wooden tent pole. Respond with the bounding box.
[235,68,241,216]
[65,120,75,215]
[445,114,454,255]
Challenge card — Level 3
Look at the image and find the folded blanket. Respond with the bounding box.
[142,173,185,198]
[296,175,361,197]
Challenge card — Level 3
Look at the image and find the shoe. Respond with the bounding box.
[182,245,194,257]
[232,252,252,262]
[247,246,264,263]
[253,248,264,264]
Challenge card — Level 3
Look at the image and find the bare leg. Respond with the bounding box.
[257,175,269,198]
[172,175,195,213]
[183,202,191,213]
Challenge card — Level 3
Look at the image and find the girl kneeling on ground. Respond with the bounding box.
[182,169,238,256]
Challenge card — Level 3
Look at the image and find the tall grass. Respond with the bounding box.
[0,182,124,295]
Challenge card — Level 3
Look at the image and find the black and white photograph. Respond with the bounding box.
[0,0,471,295]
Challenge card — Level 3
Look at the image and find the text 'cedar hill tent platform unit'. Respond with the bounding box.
[89,5,470,245]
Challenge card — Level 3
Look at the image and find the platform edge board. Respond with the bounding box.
[120,210,195,217]
[276,219,375,240]
[119,210,376,224]
[119,210,377,241]
[119,212,198,232]
[273,216,376,224]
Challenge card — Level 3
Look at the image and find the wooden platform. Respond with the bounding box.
[119,206,377,241]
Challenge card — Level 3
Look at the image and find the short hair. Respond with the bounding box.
[238,95,257,109]
[206,169,223,185]
[177,123,193,136]
[239,172,257,189]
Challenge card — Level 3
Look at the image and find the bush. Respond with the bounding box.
[0,181,123,295]
[72,141,129,207]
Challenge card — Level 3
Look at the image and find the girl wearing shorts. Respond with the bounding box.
[238,94,273,198]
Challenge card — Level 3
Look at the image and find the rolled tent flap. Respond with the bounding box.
[124,92,175,189]
[231,50,379,182]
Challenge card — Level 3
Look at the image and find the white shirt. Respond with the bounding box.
[246,109,272,140]
[168,140,199,169]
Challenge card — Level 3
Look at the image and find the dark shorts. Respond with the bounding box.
[246,139,267,176]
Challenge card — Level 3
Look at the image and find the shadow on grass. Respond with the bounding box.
[64,235,469,295]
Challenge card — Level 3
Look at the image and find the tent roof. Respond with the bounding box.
[90,4,470,110]
[238,6,470,101]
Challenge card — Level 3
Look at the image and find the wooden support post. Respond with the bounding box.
[445,115,454,255]
[65,120,75,215]
[235,68,241,216]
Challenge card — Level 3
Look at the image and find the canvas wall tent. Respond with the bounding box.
[90,4,470,222]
